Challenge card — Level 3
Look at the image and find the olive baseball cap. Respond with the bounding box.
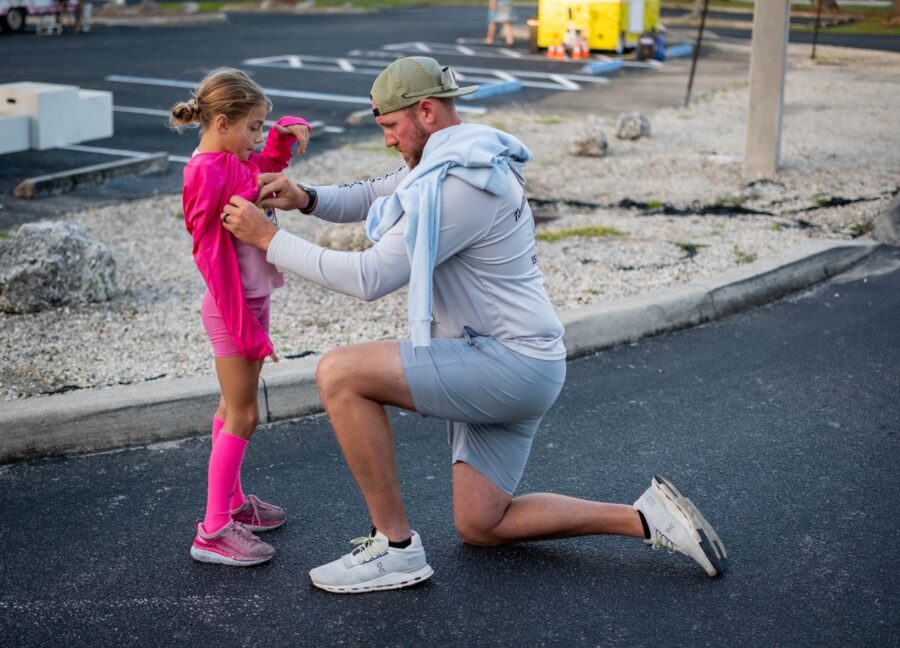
[370,56,479,117]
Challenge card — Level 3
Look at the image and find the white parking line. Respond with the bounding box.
[243,55,610,92]
[62,144,191,165]
[63,144,156,158]
[383,41,433,53]
[105,74,486,115]
[112,105,343,134]
[548,74,581,91]
[106,74,369,105]
[112,106,171,117]
[419,40,663,69]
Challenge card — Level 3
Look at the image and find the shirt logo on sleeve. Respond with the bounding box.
[514,194,527,222]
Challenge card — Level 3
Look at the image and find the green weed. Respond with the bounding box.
[733,245,757,265]
[674,241,709,257]
[537,225,625,243]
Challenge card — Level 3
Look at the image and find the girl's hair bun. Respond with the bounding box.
[169,99,202,130]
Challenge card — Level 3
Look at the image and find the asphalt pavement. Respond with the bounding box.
[1,245,898,647]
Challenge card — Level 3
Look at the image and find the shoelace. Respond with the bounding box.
[651,529,677,555]
[349,535,387,562]
[231,522,270,549]
[245,496,262,526]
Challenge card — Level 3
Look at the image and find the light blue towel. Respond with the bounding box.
[366,123,532,346]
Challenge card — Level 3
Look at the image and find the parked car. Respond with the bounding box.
[0,0,80,33]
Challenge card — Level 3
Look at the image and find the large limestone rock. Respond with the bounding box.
[568,115,609,158]
[0,221,117,314]
[616,112,651,140]
[873,193,900,245]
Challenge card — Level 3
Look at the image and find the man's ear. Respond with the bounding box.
[417,98,439,126]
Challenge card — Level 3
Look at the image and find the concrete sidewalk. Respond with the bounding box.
[0,238,878,464]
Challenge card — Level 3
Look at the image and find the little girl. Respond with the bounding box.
[170,68,310,567]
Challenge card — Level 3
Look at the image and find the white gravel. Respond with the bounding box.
[1,43,898,401]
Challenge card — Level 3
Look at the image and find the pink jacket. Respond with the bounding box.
[182,116,309,361]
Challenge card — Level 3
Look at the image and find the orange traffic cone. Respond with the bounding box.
[570,41,582,60]
[572,39,590,60]
[549,43,567,60]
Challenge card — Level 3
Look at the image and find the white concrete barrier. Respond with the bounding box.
[0,115,30,155]
[71,89,114,142]
[0,82,80,150]
[0,81,114,151]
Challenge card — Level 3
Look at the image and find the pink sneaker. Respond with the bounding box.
[190,520,275,567]
[231,494,286,532]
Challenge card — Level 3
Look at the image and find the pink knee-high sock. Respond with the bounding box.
[211,416,246,511]
[202,431,248,534]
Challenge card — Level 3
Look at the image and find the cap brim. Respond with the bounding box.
[429,84,479,99]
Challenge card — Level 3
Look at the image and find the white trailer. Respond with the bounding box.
[0,0,80,33]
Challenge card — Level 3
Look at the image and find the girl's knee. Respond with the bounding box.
[227,406,259,436]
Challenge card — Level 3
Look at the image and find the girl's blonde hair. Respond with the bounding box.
[169,68,271,131]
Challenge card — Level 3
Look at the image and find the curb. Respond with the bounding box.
[582,60,624,75]
[13,153,170,199]
[89,13,229,27]
[0,239,879,464]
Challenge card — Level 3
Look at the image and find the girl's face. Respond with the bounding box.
[220,103,268,160]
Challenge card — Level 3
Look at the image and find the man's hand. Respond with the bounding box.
[275,122,311,155]
[222,196,278,251]
[254,173,312,212]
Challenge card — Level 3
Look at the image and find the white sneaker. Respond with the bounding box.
[633,474,728,577]
[309,530,434,594]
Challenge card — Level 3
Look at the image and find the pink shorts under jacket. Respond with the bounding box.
[201,291,271,358]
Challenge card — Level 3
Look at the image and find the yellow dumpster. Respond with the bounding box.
[535,0,660,53]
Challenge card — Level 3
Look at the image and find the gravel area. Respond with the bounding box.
[1,43,897,401]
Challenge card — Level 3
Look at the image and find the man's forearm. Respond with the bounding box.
[256,222,278,252]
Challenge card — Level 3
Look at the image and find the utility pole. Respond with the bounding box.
[742,0,791,179]
[684,0,709,107]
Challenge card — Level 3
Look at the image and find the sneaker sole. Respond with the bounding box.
[310,563,434,594]
[652,474,728,577]
[237,519,286,533]
[190,546,273,567]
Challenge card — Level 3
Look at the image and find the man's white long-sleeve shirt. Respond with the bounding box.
[266,165,565,361]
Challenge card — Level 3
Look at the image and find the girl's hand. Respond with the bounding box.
[275,122,311,155]
[268,351,280,364]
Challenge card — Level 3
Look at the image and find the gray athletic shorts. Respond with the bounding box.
[399,327,566,495]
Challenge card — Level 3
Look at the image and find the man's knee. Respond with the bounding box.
[454,510,504,547]
[316,348,364,406]
[316,349,346,404]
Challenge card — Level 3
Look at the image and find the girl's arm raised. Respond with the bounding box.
[252,116,311,173]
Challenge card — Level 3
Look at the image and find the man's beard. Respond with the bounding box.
[400,119,429,169]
